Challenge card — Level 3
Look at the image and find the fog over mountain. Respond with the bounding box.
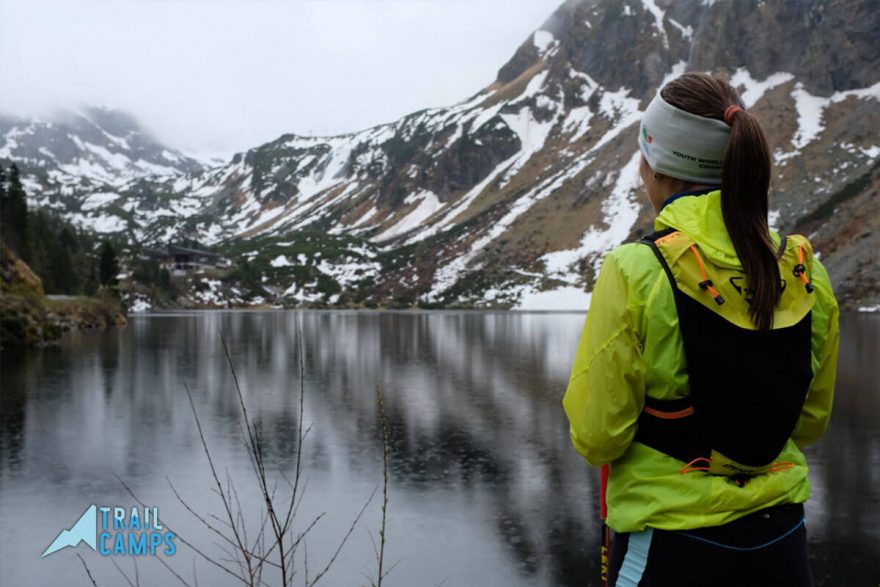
[0,0,563,157]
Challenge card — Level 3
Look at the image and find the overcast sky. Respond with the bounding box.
[0,0,563,159]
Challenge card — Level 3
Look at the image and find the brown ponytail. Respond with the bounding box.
[661,73,780,331]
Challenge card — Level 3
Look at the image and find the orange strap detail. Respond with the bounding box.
[796,246,810,286]
[769,461,796,473]
[689,245,724,303]
[793,245,814,292]
[690,244,709,278]
[654,231,678,246]
[680,457,712,475]
[644,406,695,420]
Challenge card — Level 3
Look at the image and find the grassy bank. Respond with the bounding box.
[0,243,127,348]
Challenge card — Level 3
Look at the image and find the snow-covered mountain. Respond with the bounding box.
[3,0,879,310]
[0,106,205,235]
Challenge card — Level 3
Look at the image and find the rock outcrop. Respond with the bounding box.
[0,243,127,348]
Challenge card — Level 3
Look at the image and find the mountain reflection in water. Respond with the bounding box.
[0,311,877,586]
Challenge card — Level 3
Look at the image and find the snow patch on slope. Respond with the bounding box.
[591,88,642,153]
[533,30,556,54]
[729,68,794,108]
[790,84,829,149]
[860,145,880,158]
[317,257,381,290]
[374,190,441,242]
[427,153,596,300]
[81,191,120,211]
[270,254,294,268]
[562,70,599,142]
[414,153,521,243]
[540,151,642,281]
[779,80,880,161]
[667,18,693,41]
[640,0,669,49]
[68,212,128,233]
[497,105,558,186]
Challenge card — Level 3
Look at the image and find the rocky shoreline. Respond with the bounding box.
[0,244,127,348]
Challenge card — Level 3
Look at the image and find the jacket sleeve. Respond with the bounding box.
[563,251,646,466]
[792,259,839,447]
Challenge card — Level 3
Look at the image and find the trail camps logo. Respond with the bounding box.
[42,505,176,558]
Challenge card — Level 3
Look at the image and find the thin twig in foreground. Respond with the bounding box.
[182,380,256,583]
[308,487,377,586]
[110,557,136,587]
[155,555,193,587]
[375,384,390,587]
[304,539,309,587]
[77,553,98,587]
[220,329,290,587]
[115,473,249,585]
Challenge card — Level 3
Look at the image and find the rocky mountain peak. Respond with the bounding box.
[499,0,880,100]
[0,106,204,189]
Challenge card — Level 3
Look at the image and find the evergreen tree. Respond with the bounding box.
[3,197,102,295]
[59,226,79,253]
[159,268,171,290]
[27,210,52,287]
[4,165,30,259]
[98,241,120,286]
[48,239,79,293]
[83,264,99,296]
[0,165,10,247]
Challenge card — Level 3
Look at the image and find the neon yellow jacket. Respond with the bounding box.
[563,190,839,533]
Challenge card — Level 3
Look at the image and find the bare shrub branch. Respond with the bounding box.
[77,553,99,587]
[109,323,380,587]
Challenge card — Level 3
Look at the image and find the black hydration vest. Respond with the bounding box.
[634,229,814,477]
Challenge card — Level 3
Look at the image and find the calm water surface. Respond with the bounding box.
[1,311,878,586]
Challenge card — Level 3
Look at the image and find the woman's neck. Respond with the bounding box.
[651,181,717,212]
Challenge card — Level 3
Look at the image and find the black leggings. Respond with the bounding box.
[607,503,813,587]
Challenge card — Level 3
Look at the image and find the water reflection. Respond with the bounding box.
[0,311,877,586]
[802,312,880,586]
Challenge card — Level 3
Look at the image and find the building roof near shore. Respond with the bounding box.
[141,244,225,262]
[167,244,221,260]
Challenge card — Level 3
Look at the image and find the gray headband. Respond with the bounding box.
[638,94,731,185]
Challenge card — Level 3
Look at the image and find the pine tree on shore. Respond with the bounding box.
[0,166,10,249]
[98,241,120,287]
[10,165,29,259]
[0,165,30,260]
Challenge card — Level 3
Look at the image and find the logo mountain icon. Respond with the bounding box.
[42,504,97,557]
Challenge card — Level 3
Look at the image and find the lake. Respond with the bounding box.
[1,311,878,586]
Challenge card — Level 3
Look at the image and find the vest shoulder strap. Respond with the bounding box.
[638,227,677,245]
[638,229,679,292]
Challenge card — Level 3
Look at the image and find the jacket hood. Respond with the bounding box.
[654,190,780,270]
